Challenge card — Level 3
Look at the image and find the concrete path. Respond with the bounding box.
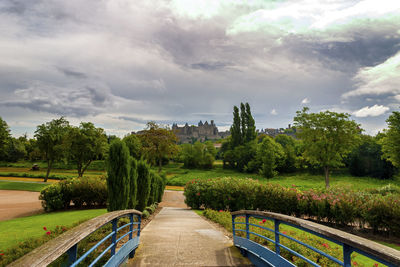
[0,190,43,221]
[128,191,252,266]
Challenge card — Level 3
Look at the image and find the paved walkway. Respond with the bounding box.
[128,191,252,266]
[0,190,43,221]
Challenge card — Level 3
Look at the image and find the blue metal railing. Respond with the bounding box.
[232,210,400,267]
[10,209,142,267]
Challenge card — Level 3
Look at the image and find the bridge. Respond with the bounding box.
[10,191,400,267]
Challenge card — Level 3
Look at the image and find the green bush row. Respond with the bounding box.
[184,177,400,236]
[0,172,70,180]
[0,160,106,170]
[39,177,107,211]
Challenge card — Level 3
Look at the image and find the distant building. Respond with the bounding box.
[172,120,230,143]
[258,124,296,138]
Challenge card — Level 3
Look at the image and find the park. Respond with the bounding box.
[0,103,400,266]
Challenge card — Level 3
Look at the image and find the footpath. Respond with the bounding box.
[128,190,252,266]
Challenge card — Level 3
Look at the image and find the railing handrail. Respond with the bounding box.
[9,209,142,267]
[232,210,400,266]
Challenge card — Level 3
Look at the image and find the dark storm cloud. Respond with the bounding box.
[57,67,87,79]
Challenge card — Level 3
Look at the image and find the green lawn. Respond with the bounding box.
[0,209,107,250]
[0,181,49,192]
[164,162,400,191]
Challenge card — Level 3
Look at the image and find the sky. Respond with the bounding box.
[0,0,399,137]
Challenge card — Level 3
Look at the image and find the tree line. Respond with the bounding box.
[0,117,179,182]
[220,104,398,188]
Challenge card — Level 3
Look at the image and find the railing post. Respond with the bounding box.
[129,213,135,259]
[137,215,142,237]
[245,214,250,239]
[343,244,353,267]
[232,215,236,236]
[274,219,281,255]
[111,218,118,256]
[67,244,77,265]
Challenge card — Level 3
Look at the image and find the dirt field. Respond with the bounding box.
[0,190,43,221]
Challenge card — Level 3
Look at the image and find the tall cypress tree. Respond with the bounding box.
[245,103,257,142]
[230,106,242,147]
[136,159,151,211]
[106,140,130,211]
[127,157,138,209]
[240,103,247,143]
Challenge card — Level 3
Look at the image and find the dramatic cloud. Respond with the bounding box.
[353,105,390,117]
[0,0,399,136]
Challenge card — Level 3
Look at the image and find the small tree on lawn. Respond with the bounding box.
[294,107,361,188]
[35,117,70,182]
[106,140,130,211]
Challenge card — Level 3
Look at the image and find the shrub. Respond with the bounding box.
[136,160,151,211]
[106,140,130,211]
[39,176,107,211]
[184,177,400,236]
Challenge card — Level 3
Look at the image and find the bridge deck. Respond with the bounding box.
[128,191,251,266]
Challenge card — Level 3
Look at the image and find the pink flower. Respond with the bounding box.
[46,231,51,235]
[262,219,266,223]
[259,221,262,224]
[0,253,4,256]
[374,263,379,267]
[282,231,287,235]
[196,192,200,196]
[43,226,47,231]
[322,243,329,248]
[219,210,223,212]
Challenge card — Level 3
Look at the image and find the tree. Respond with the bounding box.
[0,117,10,161]
[136,159,151,211]
[106,140,130,211]
[230,106,242,147]
[137,122,178,172]
[240,103,247,142]
[380,111,400,168]
[348,135,394,179]
[123,134,142,159]
[245,103,257,142]
[7,137,27,162]
[275,134,298,173]
[181,141,216,169]
[294,107,361,188]
[127,157,138,209]
[67,122,107,177]
[35,117,70,182]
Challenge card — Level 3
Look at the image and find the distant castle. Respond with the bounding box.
[258,124,296,137]
[172,120,230,143]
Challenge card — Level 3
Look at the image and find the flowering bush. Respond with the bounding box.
[185,178,400,236]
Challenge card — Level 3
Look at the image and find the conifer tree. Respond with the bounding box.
[245,103,257,142]
[127,157,138,209]
[230,106,242,147]
[136,159,151,211]
[106,140,130,211]
[240,103,247,143]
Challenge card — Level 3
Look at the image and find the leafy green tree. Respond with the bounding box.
[106,140,130,211]
[35,117,70,182]
[137,122,178,172]
[180,141,216,169]
[275,134,298,173]
[380,111,400,168]
[67,122,107,177]
[348,135,394,179]
[136,159,151,211]
[0,117,11,161]
[294,107,361,188]
[249,137,284,178]
[7,137,27,162]
[127,157,138,209]
[123,134,142,159]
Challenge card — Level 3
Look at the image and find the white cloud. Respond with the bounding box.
[353,104,389,117]
[301,97,310,104]
[270,109,278,115]
[343,51,400,98]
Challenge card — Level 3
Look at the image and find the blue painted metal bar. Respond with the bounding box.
[232,215,236,236]
[248,231,276,244]
[245,214,250,239]
[279,231,343,265]
[117,222,132,232]
[70,231,115,267]
[247,223,275,233]
[67,244,77,265]
[343,243,352,267]
[278,243,320,267]
[274,219,280,255]
[111,218,118,256]
[116,230,131,244]
[351,246,397,267]
[88,243,114,267]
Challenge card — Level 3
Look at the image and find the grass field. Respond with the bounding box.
[0,209,107,250]
[164,161,400,191]
[0,180,50,192]
[0,167,105,181]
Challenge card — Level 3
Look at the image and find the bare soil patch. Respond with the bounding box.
[0,190,43,221]
[158,190,188,208]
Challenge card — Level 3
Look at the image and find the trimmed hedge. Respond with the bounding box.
[39,176,107,212]
[184,177,400,236]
